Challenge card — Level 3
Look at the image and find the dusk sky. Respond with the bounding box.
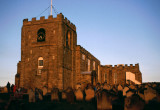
[0,0,160,86]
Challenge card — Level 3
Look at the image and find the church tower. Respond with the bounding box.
[15,14,77,91]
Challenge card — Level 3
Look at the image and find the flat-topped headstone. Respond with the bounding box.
[51,88,59,101]
[74,88,83,101]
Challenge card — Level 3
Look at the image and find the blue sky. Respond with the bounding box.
[0,0,160,86]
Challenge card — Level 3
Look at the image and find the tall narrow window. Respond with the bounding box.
[98,65,100,81]
[66,34,68,47]
[93,61,95,70]
[38,57,43,75]
[114,73,117,84]
[66,31,71,47]
[82,54,85,60]
[105,73,107,82]
[88,59,90,71]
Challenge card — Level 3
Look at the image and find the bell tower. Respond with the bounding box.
[15,13,77,91]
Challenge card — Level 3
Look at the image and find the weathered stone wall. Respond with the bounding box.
[75,45,100,88]
[16,13,77,91]
[15,13,142,91]
[101,64,142,85]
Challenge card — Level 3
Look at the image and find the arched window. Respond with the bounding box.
[37,28,45,42]
[38,57,43,68]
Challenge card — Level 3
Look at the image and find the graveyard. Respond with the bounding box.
[0,82,160,110]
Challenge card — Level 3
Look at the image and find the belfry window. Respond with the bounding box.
[37,28,45,42]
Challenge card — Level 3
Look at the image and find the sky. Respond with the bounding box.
[0,0,160,86]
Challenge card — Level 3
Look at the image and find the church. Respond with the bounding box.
[15,13,142,91]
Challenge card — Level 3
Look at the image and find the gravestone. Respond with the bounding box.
[96,83,101,90]
[85,86,95,101]
[3,87,8,93]
[42,87,47,96]
[124,94,145,110]
[66,87,74,103]
[144,87,157,103]
[61,91,67,101]
[76,83,81,90]
[129,85,135,90]
[97,89,113,110]
[103,84,111,91]
[152,83,157,88]
[74,88,83,101]
[123,86,129,96]
[38,89,43,101]
[126,89,135,98]
[118,84,123,91]
[51,88,59,101]
[28,89,35,102]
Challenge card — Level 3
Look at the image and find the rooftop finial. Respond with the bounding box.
[51,0,52,15]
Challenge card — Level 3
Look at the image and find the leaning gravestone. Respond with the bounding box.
[28,89,35,102]
[97,89,113,110]
[144,87,157,103]
[51,88,59,101]
[74,88,83,101]
[85,86,95,101]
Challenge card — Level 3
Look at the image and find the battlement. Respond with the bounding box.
[23,13,76,31]
[104,63,139,69]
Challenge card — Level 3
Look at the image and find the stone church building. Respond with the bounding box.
[15,13,142,91]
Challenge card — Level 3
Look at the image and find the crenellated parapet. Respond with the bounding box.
[23,13,76,31]
[104,63,139,70]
